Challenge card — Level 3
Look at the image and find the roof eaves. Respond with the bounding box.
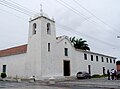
[76,49,116,59]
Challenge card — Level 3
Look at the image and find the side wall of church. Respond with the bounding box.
[54,38,116,78]
[74,51,116,75]
[0,53,26,78]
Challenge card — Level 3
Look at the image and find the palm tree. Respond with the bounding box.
[70,37,90,51]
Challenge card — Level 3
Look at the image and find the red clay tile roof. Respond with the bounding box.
[0,44,27,57]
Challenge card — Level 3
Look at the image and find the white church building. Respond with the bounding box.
[0,12,116,80]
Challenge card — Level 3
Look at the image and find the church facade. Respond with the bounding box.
[0,13,116,80]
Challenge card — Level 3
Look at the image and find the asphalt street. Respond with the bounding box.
[0,78,120,89]
[0,82,113,89]
[0,81,104,89]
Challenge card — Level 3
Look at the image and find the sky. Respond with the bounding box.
[0,0,120,60]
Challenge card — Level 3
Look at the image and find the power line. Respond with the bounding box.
[57,27,117,51]
[8,0,37,14]
[55,0,108,30]
[0,0,119,48]
[73,0,120,34]
[0,8,28,21]
[55,0,89,20]
[2,0,118,36]
[0,0,32,16]
[4,0,34,15]
[0,2,30,16]
[56,22,119,48]
[55,0,119,35]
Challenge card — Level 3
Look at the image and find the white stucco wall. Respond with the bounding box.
[0,53,26,78]
[26,16,57,79]
[54,38,116,77]
[0,15,116,80]
[25,15,116,79]
[40,17,56,78]
[75,51,116,75]
[25,17,42,78]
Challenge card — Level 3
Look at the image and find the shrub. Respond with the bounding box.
[1,72,7,79]
[100,74,107,77]
[92,74,108,78]
[92,74,101,78]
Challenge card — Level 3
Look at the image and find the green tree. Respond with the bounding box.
[70,37,90,51]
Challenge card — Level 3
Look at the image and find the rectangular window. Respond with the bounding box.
[64,48,68,56]
[103,67,105,75]
[91,55,93,61]
[84,54,87,60]
[3,65,6,73]
[48,43,50,52]
[106,58,108,63]
[96,56,98,62]
[110,59,112,63]
[101,57,104,62]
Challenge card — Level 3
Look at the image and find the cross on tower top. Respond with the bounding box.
[40,4,43,15]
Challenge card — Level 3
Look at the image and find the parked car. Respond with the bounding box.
[76,71,91,79]
[116,70,120,79]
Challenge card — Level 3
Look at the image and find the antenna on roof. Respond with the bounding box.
[40,4,43,15]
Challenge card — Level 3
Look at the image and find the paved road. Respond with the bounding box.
[0,81,100,89]
[57,78,120,89]
[0,81,107,89]
[0,78,120,89]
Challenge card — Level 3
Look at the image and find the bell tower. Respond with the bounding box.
[25,9,56,79]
